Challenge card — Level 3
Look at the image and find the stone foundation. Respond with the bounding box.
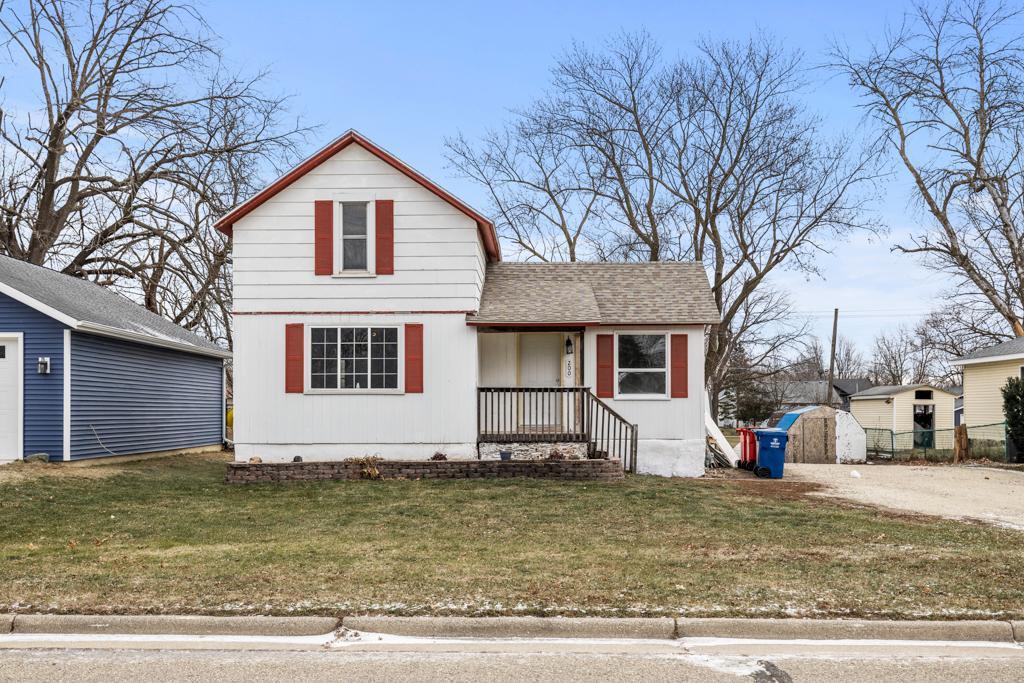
[225,458,624,484]
[477,442,588,461]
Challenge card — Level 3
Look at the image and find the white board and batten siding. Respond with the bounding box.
[231,142,485,461]
[232,144,486,314]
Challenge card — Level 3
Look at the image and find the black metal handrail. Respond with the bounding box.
[477,386,638,473]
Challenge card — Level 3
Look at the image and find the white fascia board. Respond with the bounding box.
[954,352,1024,367]
[75,322,232,359]
[0,282,80,328]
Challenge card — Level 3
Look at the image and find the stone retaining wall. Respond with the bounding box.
[477,442,589,461]
[225,458,624,484]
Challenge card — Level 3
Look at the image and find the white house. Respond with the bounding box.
[217,131,720,477]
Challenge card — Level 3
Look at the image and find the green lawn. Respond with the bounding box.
[1,453,1022,619]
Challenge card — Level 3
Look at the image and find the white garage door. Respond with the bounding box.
[0,337,20,462]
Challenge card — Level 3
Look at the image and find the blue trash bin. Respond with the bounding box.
[752,428,788,479]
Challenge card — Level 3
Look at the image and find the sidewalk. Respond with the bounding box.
[4,614,1023,642]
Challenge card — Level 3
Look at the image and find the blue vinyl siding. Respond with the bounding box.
[0,293,65,460]
[70,332,223,459]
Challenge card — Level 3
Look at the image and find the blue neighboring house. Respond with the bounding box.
[0,255,230,463]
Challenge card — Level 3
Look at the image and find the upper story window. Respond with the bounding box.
[914,389,933,400]
[338,201,373,273]
[617,334,667,395]
[311,326,398,390]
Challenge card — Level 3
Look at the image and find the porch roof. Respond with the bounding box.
[468,262,721,327]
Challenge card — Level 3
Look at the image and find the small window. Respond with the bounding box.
[310,326,398,390]
[914,389,933,400]
[0,345,5,359]
[1019,366,1024,380]
[340,202,368,271]
[617,334,667,395]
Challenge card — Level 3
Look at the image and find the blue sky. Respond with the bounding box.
[204,2,945,351]
[0,0,937,353]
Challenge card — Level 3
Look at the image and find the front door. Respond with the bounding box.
[518,333,562,428]
[0,337,20,461]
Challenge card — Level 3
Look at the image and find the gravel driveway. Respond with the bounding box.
[785,463,1024,530]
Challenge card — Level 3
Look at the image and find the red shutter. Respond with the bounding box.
[405,323,423,393]
[670,333,689,398]
[285,323,304,393]
[375,199,394,275]
[314,200,333,275]
[596,334,614,398]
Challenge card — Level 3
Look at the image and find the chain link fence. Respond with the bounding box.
[864,423,1008,462]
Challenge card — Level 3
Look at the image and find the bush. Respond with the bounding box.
[430,452,447,461]
[1001,377,1024,453]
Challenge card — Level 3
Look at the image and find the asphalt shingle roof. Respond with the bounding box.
[851,384,951,399]
[0,255,226,355]
[469,262,721,326]
[956,337,1024,362]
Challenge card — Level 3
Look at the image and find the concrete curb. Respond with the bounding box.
[676,618,1016,642]
[1,614,1019,642]
[342,616,676,640]
[9,615,340,636]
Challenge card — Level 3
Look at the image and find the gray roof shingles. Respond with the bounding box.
[0,255,226,355]
[851,383,951,399]
[469,262,720,326]
[956,336,1024,362]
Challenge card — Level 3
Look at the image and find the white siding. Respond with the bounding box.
[231,143,487,313]
[583,325,706,476]
[582,326,705,441]
[963,359,1021,426]
[233,313,478,461]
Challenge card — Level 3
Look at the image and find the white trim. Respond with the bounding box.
[222,362,228,445]
[303,324,404,395]
[333,194,377,276]
[0,332,24,461]
[76,322,232,359]
[0,282,79,327]
[63,329,71,461]
[613,330,670,400]
[954,351,1024,366]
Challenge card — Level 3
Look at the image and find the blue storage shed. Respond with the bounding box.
[0,255,230,463]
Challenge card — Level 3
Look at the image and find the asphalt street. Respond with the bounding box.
[2,634,1024,682]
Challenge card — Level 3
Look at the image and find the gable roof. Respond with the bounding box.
[468,262,720,326]
[851,383,952,400]
[0,255,229,358]
[954,336,1024,365]
[833,378,875,397]
[214,130,501,262]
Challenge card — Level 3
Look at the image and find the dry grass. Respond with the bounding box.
[1,452,1022,619]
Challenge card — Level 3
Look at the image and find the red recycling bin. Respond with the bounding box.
[737,428,758,471]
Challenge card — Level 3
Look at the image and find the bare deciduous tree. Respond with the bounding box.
[449,32,877,413]
[0,0,307,346]
[834,0,1024,346]
[869,325,943,386]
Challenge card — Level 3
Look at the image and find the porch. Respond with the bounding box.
[476,330,637,471]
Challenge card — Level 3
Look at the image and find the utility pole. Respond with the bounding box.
[825,308,839,407]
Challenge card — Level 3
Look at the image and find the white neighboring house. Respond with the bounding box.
[218,131,721,477]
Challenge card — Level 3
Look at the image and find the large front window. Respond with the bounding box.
[311,326,398,390]
[617,334,666,395]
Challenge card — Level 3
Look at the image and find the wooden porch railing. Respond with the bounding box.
[477,387,638,473]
